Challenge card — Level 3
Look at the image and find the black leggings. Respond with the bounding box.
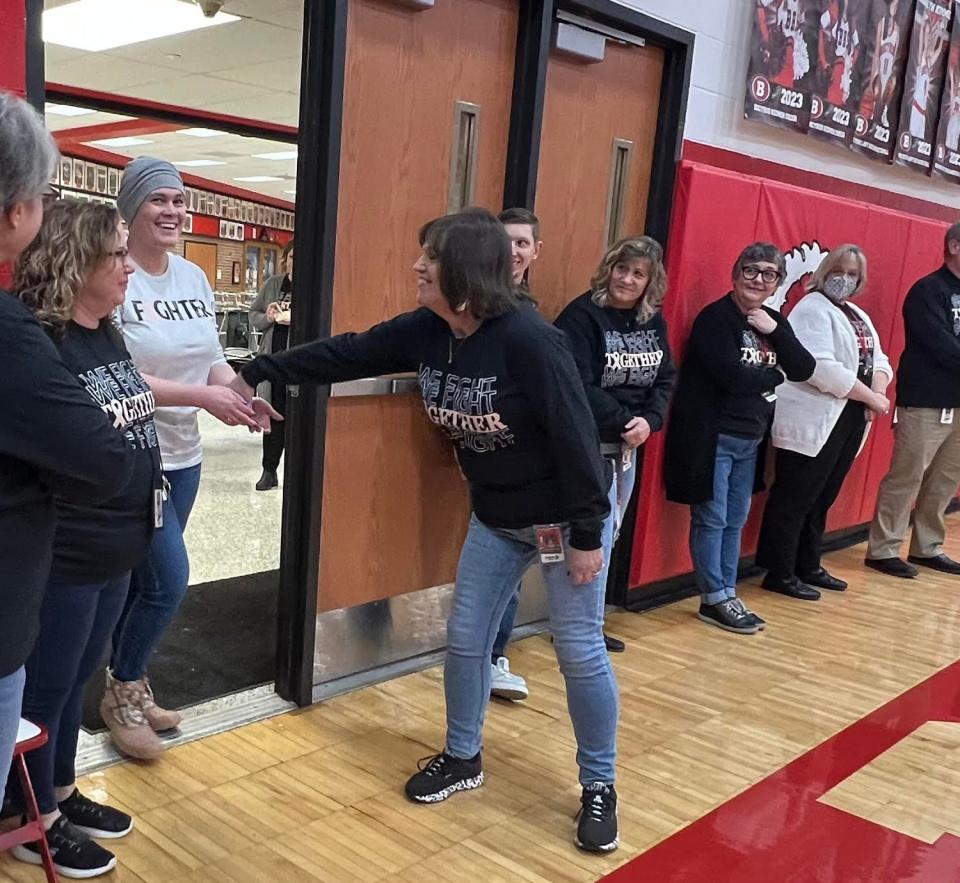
[756,402,866,578]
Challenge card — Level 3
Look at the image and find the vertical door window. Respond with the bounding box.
[448,101,481,212]
[604,138,633,247]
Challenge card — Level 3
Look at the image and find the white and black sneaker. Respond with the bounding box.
[728,598,765,631]
[697,599,760,635]
[13,814,116,879]
[404,751,483,803]
[59,788,133,839]
[575,782,619,853]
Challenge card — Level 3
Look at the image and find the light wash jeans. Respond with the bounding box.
[0,666,26,807]
[445,511,619,785]
[690,434,761,606]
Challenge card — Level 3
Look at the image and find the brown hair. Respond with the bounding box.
[590,235,667,323]
[15,199,120,335]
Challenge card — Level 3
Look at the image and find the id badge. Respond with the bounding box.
[535,524,565,564]
[942,408,954,425]
[153,489,164,529]
[761,391,778,403]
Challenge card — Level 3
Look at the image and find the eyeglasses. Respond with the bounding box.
[741,265,782,284]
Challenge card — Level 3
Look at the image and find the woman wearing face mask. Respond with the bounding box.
[756,245,891,598]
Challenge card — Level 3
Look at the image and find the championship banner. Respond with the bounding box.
[894,0,953,172]
[809,0,872,145]
[932,8,960,179]
[746,0,820,131]
[853,0,917,161]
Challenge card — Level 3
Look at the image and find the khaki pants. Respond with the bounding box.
[867,407,960,559]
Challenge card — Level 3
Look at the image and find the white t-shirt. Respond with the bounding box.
[119,254,227,470]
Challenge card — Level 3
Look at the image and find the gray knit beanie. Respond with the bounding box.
[117,156,184,223]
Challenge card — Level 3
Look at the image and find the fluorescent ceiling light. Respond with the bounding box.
[174,159,227,167]
[181,128,223,138]
[89,136,154,147]
[283,190,296,194]
[234,175,282,182]
[45,103,96,117]
[253,150,298,161]
[43,0,240,52]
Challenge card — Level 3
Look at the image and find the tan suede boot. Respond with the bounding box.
[141,676,182,732]
[99,669,163,760]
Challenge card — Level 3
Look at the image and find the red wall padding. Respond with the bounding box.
[0,0,25,96]
[628,161,947,588]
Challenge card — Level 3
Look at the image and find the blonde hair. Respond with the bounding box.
[590,235,667,323]
[15,199,120,335]
[806,243,868,297]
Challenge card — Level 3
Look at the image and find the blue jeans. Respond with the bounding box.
[445,513,619,785]
[111,465,201,682]
[12,575,130,813]
[690,434,761,606]
[0,666,25,808]
[491,590,520,661]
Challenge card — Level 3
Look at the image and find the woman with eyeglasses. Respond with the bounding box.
[664,242,815,635]
[756,245,891,600]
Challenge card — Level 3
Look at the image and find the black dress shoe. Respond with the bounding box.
[603,633,625,653]
[255,469,278,491]
[865,557,918,579]
[907,553,960,575]
[761,574,821,601]
[799,568,847,591]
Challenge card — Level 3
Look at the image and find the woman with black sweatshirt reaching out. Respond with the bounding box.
[664,242,815,635]
[554,235,676,627]
[229,208,621,854]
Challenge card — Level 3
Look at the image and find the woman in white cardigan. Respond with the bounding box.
[756,245,893,600]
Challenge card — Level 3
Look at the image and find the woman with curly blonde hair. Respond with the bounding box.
[554,235,676,650]
[5,199,159,878]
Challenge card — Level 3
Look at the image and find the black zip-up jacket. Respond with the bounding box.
[242,306,610,549]
[897,265,960,408]
[554,292,676,444]
[664,294,816,505]
[0,293,134,677]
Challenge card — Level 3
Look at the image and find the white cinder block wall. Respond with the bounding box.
[618,0,960,211]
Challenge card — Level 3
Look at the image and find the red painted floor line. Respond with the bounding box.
[604,659,960,883]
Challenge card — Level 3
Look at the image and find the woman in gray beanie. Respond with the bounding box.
[103,156,278,759]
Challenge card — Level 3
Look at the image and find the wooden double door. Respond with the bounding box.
[314,0,665,631]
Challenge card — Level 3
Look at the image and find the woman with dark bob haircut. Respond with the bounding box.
[229,207,622,854]
[664,242,815,635]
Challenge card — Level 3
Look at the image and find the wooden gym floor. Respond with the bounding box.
[3,521,960,882]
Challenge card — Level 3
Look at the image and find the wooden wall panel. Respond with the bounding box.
[317,0,517,612]
[533,42,665,320]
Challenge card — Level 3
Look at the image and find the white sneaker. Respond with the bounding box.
[490,656,529,701]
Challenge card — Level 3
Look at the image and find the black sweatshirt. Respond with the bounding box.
[50,321,160,582]
[554,292,675,443]
[241,306,610,549]
[897,265,960,408]
[664,294,816,505]
[0,293,133,677]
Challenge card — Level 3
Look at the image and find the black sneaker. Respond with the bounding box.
[697,599,760,634]
[13,814,116,879]
[404,751,483,803]
[729,598,765,631]
[59,789,133,839]
[575,783,619,853]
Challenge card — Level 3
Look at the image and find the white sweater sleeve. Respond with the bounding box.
[789,296,858,399]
